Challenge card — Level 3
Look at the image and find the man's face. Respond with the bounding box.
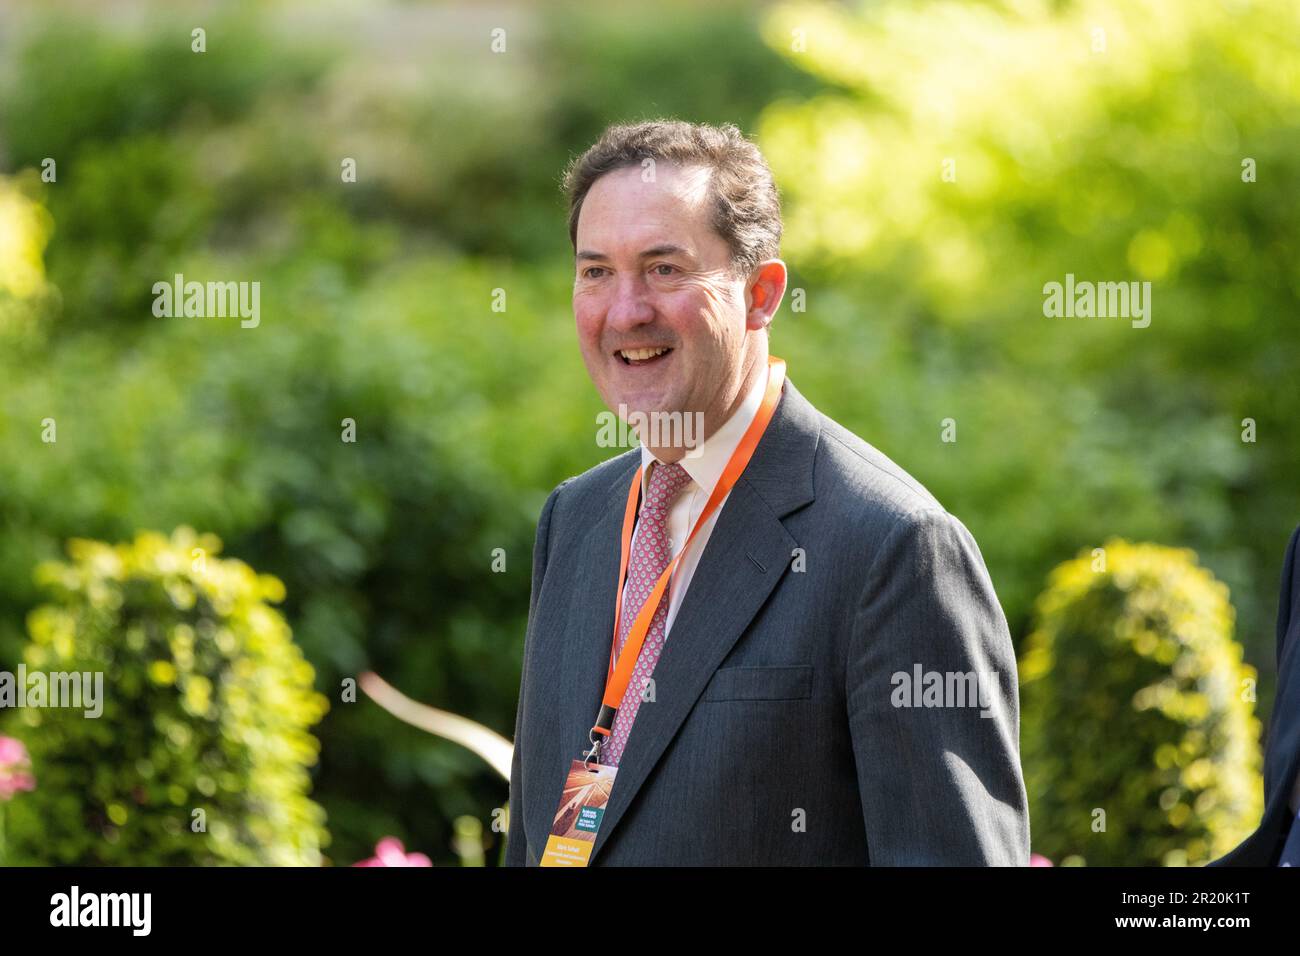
[572,162,758,434]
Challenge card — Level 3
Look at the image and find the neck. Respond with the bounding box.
[646,352,767,463]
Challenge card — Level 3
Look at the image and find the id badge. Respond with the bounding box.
[539,759,617,867]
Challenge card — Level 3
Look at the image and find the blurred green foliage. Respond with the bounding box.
[1,528,328,865]
[0,0,1292,864]
[1020,540,1262,865]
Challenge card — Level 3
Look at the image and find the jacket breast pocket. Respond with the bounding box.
[700,664,813,702]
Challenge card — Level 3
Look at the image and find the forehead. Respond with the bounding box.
[576,162,720,253]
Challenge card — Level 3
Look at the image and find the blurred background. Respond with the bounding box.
[0,0,1295,866]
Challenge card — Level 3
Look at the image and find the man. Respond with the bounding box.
[506,119,1029,866]
[1212,523,1300,866]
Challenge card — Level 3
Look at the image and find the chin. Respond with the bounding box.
[624,391,682,419]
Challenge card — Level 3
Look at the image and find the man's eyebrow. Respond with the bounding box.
[575,244,693,262]
[638,244,692,259]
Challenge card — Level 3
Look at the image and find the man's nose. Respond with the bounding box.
[604,274,655,331]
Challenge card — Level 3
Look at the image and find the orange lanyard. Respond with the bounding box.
[586,356,787,760]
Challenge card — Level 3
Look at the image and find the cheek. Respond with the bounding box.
[573,295,604,342]
[704,279,742,314]
[685,282,742,343]
[662,282,721,323]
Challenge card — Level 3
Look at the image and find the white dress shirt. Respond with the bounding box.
[620,369,769,638]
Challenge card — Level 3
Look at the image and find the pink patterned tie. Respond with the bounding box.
[603,460,694,767]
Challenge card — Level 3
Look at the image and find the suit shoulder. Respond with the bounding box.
[813,412,946,529]
[544,448,640,522]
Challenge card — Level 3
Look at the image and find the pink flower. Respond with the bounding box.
[0,736,35,801]
[1030,852,1054,867]
[352,836,432,867]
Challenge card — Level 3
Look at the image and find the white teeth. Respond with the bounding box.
[620,347,670,361]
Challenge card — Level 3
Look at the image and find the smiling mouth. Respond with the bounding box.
[617,346,674,366]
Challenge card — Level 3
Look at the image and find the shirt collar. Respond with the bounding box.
[639,367,769,501]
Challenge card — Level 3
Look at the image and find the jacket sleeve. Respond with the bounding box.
[846,508,1030,865]
[1267,523,1300,811]
[1210,522,1300,864]
[504,481,565,866]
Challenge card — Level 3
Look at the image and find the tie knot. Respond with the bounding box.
[644,461,692,513]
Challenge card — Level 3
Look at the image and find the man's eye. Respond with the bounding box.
[582,267,607,279]
[651,264,677,276]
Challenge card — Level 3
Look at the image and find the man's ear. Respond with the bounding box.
[746,260,788,331]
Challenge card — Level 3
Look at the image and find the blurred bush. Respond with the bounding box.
[0,528,328,865]
[0,171,55,347]
[1020,540,1262,865]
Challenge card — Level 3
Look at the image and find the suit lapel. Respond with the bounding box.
[531,453,639,852]
[586,378,821,863]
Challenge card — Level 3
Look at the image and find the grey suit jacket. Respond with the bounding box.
[506,377,1029,865]
[1211,522,1300,866]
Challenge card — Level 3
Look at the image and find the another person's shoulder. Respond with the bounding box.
[1283,522,1300,580]
[1278,522,1300,665]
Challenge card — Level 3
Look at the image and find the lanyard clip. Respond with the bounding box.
[584,704,617,769]
[583,728,604,770]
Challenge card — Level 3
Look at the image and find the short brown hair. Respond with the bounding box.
[562,119,782,278]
